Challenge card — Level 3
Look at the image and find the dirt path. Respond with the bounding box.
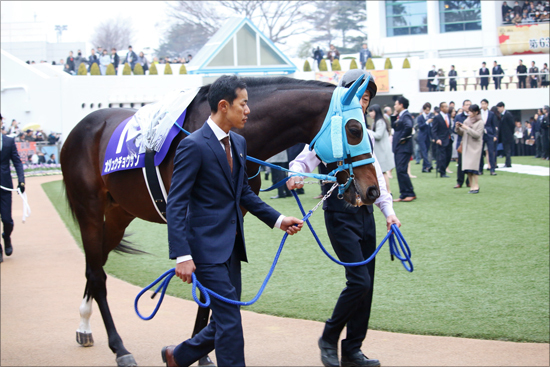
[1,175,548,366]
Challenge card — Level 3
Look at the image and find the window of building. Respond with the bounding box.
[386,0,428,37]
[439,0,482,33]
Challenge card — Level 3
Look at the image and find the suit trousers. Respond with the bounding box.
[436,143,452,175]
[0,190,14,230]
[449,81,457,91]
[480,137,496,173]
[518,76,527,89]
[535,132,543,157]
[394,152,415,198]
[456,153,470,187]
[271,162,291,197]
[322,209,376,356]
[418,136,432,171]
[503,142,513,166]
[173,246,244,367]
[494,78,501,89]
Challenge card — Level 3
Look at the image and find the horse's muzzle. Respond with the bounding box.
[366,185,380,202]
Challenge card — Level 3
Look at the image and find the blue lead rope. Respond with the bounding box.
[134,191,412,320]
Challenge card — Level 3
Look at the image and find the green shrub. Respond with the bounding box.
[179,63,187,74]
[402,58,411,69]
[366,58,375,70]
[319,59,328,71]
[331,59,341,71]
[303,60,311,72]
[349,59,358,69]
[384,57,393,69]
[133,63,144,75]
[105,64,116,75]
[342,56,356,60]
[122,63,132,75]
[149,62,158,75]
[90,63,101,75]
[77,63,87,75]
[164,62,173,75]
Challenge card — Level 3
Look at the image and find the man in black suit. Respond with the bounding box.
[391,96,416,202]
[427,65,437,92]
[479,99,498,175]
[416,102,434,173]
[517,59,528,89]
[1,115,26,263]
[454,100,471,188]
[492,61,504,90]
[479,62,490,90]
[163,76,303,367]
[448,65,458,91]
[110,48,120,74]
[497,101,515,167]
[431,102,453,178]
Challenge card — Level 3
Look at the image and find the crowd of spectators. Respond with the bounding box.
[427,59,549,91]
[502,1,550,24]
[25,46,193,76]
[1,118,61,146]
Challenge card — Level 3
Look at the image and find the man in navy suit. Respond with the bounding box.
[479,99,498,175]
[416,102,434,173]
[479,62,490,90]
[497,101,515,167]
[162,76,303,367]
[391,96,416,202]
[1,116,26,262]
[431,102,453,178]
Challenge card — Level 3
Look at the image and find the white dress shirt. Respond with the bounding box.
[288,130,395,218]
[177,117,284,264]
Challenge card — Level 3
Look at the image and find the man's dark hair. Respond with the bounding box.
[439,101,447,108]
[496,101,505,108]
[481,98,489,104]
[451,65,455,68]
[422,102,431,110]
[450,101,455,104]
[207,75,247,113]
[463,99,471,106]
[482,62,486,65]
[396,96,409,109]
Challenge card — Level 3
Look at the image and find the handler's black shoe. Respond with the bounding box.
[341,351,381,367]
[2,233,12,256]
[318,337,339,367]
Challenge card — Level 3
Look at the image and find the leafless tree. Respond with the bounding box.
[165,1,312,45]
[90,16,135,51]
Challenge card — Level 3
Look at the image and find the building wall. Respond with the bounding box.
[367,1,504,59]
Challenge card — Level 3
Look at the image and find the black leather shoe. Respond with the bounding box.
[440,174,450,178]
[2,233,12,256]
[161,345,180,367]
[341,351,381,367]
[318,337,339,367]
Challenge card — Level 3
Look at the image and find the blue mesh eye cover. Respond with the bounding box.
[310,83,372,164]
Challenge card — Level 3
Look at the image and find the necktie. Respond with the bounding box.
[444,114,449,128]
[221,136,233,173]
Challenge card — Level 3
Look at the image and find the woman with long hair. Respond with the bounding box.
[368,104,395,194]
[455,104,484,193]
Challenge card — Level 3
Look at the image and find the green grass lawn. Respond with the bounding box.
[42,159,549,343]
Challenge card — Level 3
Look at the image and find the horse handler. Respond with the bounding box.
[287,70,401,367]
[163,75,303,367]
[1,116,26,263]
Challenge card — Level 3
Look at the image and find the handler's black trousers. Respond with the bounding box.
[0,191,14,237]
[322,208,376,357]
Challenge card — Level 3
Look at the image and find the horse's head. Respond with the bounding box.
[310,74,380,206]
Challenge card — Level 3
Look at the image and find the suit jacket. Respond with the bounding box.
[479,67,490,85]
[492,65,504,80]
[166,122,280,264]
[454,112,468,146]
[427,70,437,87]
[483,110,497,139]
[415,114,431,141]
[431,113,452,146]
[499,111,515,143]
[391,110,414,154]
[0,134,25,189]
[448,69,457,82]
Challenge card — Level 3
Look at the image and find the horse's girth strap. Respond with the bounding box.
[143,148,167,222]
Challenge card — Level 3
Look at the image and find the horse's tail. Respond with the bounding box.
[113,234,149,255]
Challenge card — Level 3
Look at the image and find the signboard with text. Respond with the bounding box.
[498,24,550,55]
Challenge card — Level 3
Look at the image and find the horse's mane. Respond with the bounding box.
[196,76,335,100]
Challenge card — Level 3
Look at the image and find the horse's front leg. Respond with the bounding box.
[76,293,94,347]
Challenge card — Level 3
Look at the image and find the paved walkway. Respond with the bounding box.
[1,175,548,366]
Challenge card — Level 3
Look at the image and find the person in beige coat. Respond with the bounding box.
[455,104,484,193]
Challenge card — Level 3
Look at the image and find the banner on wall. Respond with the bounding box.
[498,24,550,55]
[16,142,37,164]
[315,69,390,93]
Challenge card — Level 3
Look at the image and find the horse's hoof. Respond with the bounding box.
[198,355,215,366]
[116,354,137,367]
[76,331,94,347]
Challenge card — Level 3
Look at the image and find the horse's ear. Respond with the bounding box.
[356,74,370,98]
[341,74,365,106]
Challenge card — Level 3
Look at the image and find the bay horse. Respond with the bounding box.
[60,77,380,366]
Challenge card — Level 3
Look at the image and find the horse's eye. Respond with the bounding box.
[350,128,362,138]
